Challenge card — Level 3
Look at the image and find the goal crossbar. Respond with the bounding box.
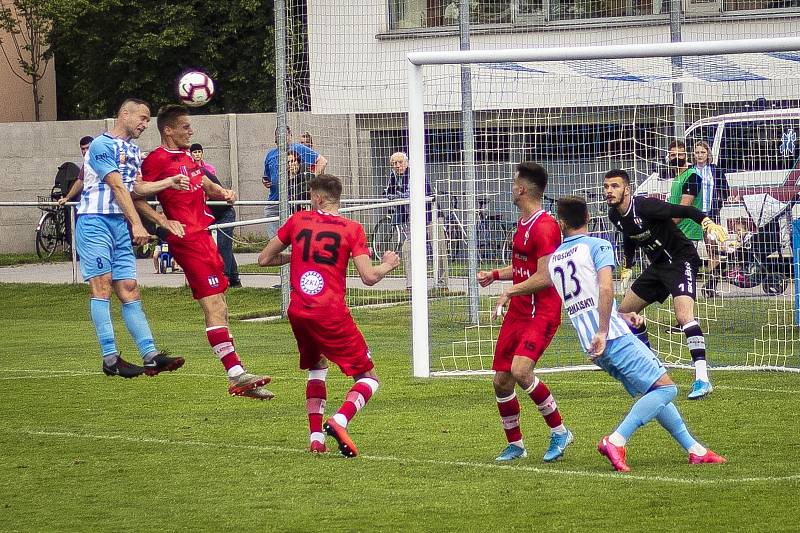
[406,36,800,378]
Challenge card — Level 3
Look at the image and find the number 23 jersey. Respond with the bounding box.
[548,234,630,352]
[277,209,371,317]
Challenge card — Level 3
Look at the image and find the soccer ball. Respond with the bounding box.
[177,71,215,107]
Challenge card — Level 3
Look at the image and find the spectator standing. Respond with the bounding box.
[262,127,327,238]
[58,136,95,248]
[288,150,314,212]
[692,141,732,296]
[385,151,449,290]
[191,142,241,288]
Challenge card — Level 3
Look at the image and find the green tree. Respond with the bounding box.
[48,0,275,119]
[0,0,54,121]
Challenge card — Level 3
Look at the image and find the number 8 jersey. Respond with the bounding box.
[277,209,371,318]
[548,234,630,352]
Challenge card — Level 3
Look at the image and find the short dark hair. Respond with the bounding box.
[79,136,94,146]
[190,143,203,152]
[157,104,189,134]
[516,162,548,195]
[604,169,630,185]
[117,98,149,115]
[557,196,589,230]
[668,139,686,151]
[309,174,342,202]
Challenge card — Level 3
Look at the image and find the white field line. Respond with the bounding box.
[0,369,797,393]
[4,427,799,486]
[0,368,306,381]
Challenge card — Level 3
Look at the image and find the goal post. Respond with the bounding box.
[407,36,800,377]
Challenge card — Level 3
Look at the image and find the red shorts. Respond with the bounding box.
[287,307,374,376]
[168,232,228,300]
[492,315,559,372]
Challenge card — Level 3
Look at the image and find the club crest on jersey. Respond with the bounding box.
[299,270,324,295]
[208,275,220,288]
[119,149,127,166]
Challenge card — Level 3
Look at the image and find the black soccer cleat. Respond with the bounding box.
[102,355,145,379]
[143,351,185,376]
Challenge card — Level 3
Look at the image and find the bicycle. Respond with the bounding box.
[440,194,514,264]
[371,206,408,258]
[35,186,69,259]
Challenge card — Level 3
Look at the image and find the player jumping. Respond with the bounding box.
[479,162,572,463]
[548,195,726,471]
[258,174,400,457]
[77,98,188,379]
[604,169,728,399]
[139,105,273,400]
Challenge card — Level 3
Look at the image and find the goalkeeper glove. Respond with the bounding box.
[619,266,632,286]
[701,217,729,243]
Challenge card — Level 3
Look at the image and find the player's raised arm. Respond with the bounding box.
[492,254,554,319]
[132,173,189,197]
[353,251,400,286]
[201,175,236,203]
[258,235,290,267]
[477,265,512,287]
[132,197,186,239]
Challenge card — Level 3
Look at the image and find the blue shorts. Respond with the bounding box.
[76,214,137,282]
[594,334,666,397]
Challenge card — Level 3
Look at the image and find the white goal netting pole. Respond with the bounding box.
[407,36,800,378]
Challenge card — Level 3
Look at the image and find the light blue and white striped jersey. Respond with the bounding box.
[77,133,141,215]
[696,164,714,213]
[548,234,630,352]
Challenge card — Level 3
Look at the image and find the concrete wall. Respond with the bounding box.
[0,27,57,122]
[0,112,363,253]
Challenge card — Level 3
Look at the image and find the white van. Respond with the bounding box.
[636,108,800,293]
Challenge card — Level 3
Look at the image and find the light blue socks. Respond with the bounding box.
[121,300,157,359]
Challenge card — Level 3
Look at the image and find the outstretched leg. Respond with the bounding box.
[324,370,380,458]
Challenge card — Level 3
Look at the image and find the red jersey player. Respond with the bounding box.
[138,104,273,400]
[477,162,572,463]
[258,174,400,457]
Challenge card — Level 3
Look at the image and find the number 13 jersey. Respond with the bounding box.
[548,234,630,352]
[277,209,371,317]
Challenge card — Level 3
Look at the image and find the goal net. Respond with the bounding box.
[406,38,800,376]
[277,0,800,376]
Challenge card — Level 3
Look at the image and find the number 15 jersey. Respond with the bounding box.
[277,209,371,318]
[548,234,630,352]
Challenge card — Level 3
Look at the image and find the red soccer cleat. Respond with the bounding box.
[689,449,727,465]
[228,373,272,397]
[323,418,359,458]
[309,440,327,454]
[598,436,631,472]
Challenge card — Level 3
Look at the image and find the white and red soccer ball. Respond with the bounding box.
[177,71,215,107]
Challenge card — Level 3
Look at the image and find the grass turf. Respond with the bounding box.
[0,283,799,532]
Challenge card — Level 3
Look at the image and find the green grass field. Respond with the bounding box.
[1,283,799,532]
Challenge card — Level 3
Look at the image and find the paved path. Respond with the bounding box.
[0,252,508,294]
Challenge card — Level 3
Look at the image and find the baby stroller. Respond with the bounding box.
[706,193,798,296]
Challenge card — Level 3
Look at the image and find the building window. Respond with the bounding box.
[388,0,797,30]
